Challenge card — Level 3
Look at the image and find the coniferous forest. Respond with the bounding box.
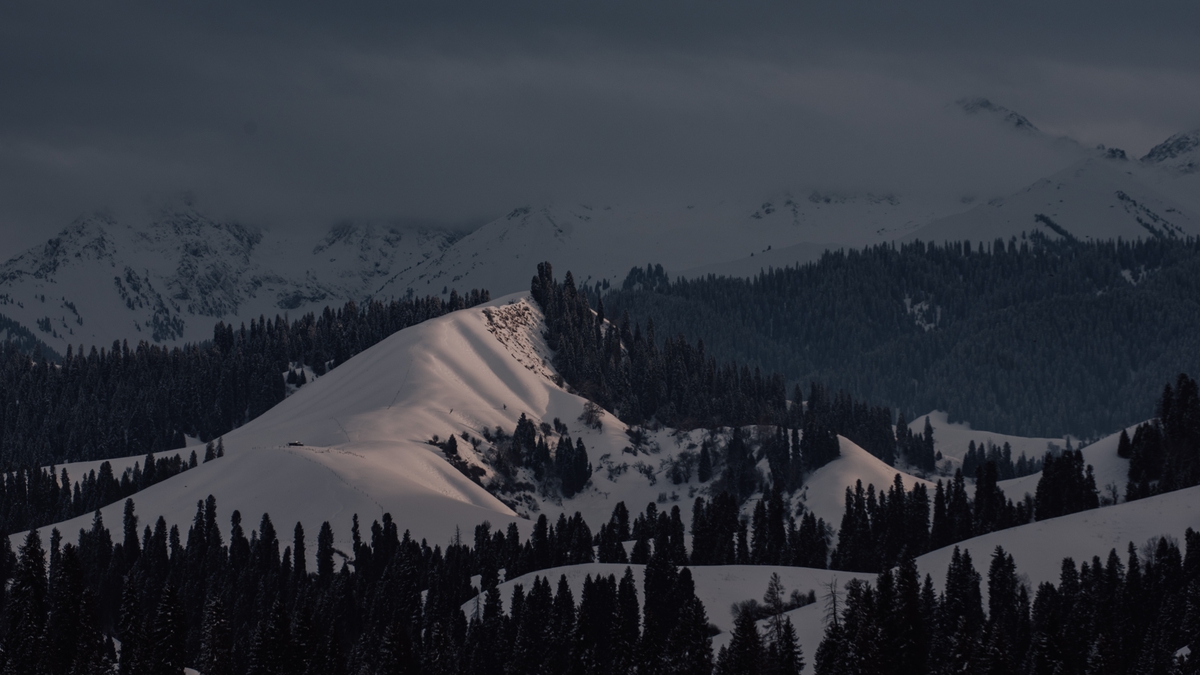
[596,236,1200,438]
[0,488,1194,674]
[0,290,489,469]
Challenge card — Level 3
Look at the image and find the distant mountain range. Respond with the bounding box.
[3,101,1198,355]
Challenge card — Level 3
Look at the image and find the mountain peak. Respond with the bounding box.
[956,96,1039,133]
[1141,129,1200,173]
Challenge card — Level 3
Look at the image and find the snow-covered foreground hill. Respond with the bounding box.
[463,484,1200,660]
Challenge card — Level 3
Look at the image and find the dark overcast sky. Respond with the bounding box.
[1,0,1198,256]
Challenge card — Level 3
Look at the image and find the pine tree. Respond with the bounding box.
[199,595,232,675]
[247,599,291,675]
[719,605,763,674]
[46,542,85,674]
[666,569,714,675]
[317,521,335,585]
[5,530,49,675]
[148,583,186,675]
[699,444,713,483]
[614,567,642,673]
[293,521,308,582]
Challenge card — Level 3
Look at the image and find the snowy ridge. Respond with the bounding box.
[6,118,1200,355]
[0,207,455,353]
[1142,129,1200,174]
[906,158,1200,244]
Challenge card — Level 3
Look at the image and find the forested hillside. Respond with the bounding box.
[0,290,490,468]
[598,236,1200,438]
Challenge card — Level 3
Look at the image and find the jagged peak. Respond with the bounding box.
[955,96,1040,133]
[1141,129,1200,172]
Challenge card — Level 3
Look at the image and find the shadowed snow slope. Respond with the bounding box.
[910,410,1067,465]
[997,424,1133,503]
[906,158,1200,244]
[783,485,1200,659]
[916,484,1200,602]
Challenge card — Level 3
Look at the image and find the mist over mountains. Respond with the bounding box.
[3,100,1199,358]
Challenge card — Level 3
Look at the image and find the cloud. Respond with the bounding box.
[0,0,1197,257]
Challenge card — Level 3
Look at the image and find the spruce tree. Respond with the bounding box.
[199,595,232,675]
[665,569,714,675]
[719,606,763,675]
[5,530,49,675]
[699,444,713,483]
[148,583,186,675]
[316,521,335,585]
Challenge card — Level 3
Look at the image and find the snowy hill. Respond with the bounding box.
[905,157,1200,244]
[909,410,1132,502]
[996,425,1133,505]
[0,207,455,353]
[909,410,1068,467]
[461,484,1200,660]
[19,294,724,553]
[771,484,1200,658]
[799,437,934,527]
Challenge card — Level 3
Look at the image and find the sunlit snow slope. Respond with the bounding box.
[25,295,605,551]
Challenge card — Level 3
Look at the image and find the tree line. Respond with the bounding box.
[0,446,215,536]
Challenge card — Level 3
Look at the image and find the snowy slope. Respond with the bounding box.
[458,486,1200,662]
[909,410,1132,501]
[20,296,580,552]
[915,484,1200,601]
[465,563,845,635]
[910,410,1068,466]
[462,561,870,663]
[20,294,752,555]
[799,437,935,527]
[906,158,1200,244]
[996,425,1134,504]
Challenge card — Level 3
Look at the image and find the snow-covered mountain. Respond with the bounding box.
[0,206,455,353]
[955,96,1044,135]
[0,194,981,353]
[5,104,1199,358]
[904,156,1200,244]
[1142,129,1200,174]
